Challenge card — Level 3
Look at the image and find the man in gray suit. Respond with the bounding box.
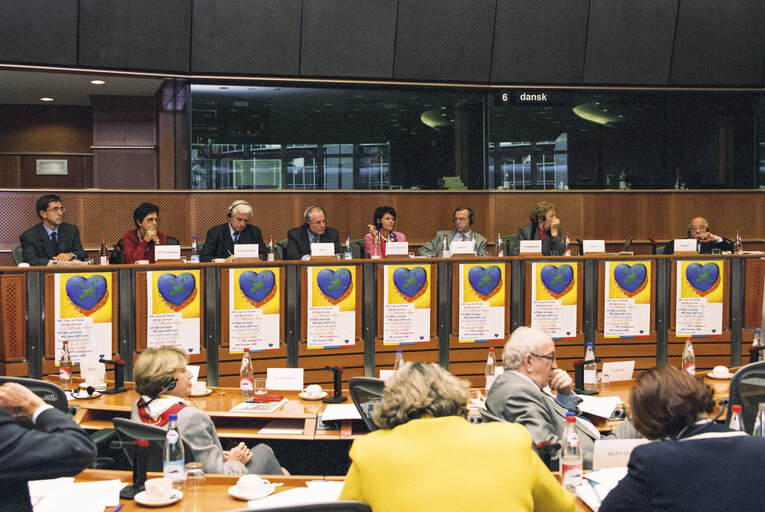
[418,206,487,257]
[485,326,639,469]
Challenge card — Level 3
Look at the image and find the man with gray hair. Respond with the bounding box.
[199,199,267,262]
[485,326,639,469]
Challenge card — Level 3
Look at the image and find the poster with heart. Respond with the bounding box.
[604,261,652,338]
[458,264,505,342]
[531,263,577,338]
[147,270,201,354]
[676,260,724,336]
[54,273,113,365]
[307,266,356,348]
[383,264,431,345]
[229,268,280,352]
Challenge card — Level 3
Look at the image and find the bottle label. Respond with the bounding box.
[683,363,695,375]
[163,459,185,481]
[583,369,597,384]
[485,374,497,391]
[345,251,353,260]
[567,433,579,448]
[59,366,71,380]
[100,256,108,265]
[267,253,275,261]
[240,378,253,391]
[166,429,179,444]
[190,255,200,262]
[561,461,583,488]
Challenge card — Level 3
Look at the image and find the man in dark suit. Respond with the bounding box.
[663,216,734,255]
[285,206,342,260]
[19,194,87,266]
[199,200,267,262]
[0,382,96,512]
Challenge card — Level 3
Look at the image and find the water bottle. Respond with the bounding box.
[240,348,254,397]
[561,412,583,491]
[442,233,451,258]
[190,236,200,262]
[754,403,765,437]
[753,329,762,362]
[345,235,353,260]
[564,233,571,256]
[99,237,108,265]
[393,349,404,371]
[485,347,497,394]
[267,236,275,261]
[583,343,597,391]
[682,338,696,375]
[495,233,504,257]
[59,340,72,388]
[163,414,185,490]
[735,230,742,254]
[729,404,744,432]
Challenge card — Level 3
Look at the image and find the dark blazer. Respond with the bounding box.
[0,407,96,512]
[19,222,87,266]
[510,223,565,256]
[600,423,765,512]
[663,237,734,255]
[285,224,342,260]
[199,223,267,262]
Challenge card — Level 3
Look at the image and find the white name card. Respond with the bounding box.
[593,439,650,469]
[601,361,635,382]
[154,245,181,260]
[185,364,200,383]
[379,369,396,381]
[234,244,259,258]
[386,242,409,256]
[450,240,474,255]
[311,242,335,257]
[519,240,542,254]
[266,367,304,390]
[674,238,697,252]
[583,240,606,254]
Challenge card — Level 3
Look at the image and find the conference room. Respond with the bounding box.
[0,1,764,510]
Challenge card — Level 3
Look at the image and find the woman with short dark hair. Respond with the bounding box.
[364,206,406,258]
[122,203,168,263]
[600,365,765,511]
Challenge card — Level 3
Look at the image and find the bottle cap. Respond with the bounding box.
[244,348,249,352]
[489,347,495,352]
[565,412,576,422]
[732,404,742,413]
[169,414,178,421]
[396,349,402,354]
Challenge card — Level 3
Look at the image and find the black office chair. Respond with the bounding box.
[109,239,124,264]
[113,417,195,471]
[11,243,23,264]
[277,239,289,260]
[229,502,371,512]
[500,235,517,256]
[727,361,765,434]
[478,407,506,423]
[166,236,180,245]
[348,377,385,432]
[350,238,366,259]
[0,376,68,413]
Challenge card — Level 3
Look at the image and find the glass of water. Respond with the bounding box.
[185,462,205,492]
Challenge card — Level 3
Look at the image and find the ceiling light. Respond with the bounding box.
[40,97,54,102]
[90,80,106,85]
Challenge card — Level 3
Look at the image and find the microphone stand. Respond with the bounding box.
[323,366,346,403]
[99,358,127,394]
[573,357,601,395]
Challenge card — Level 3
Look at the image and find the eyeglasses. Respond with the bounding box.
[689,226,707,232]
[46,207,65,213]
[531,352,556,362]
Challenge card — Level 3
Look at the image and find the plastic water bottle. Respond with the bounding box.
[753,329,762,362]
[496,233,504,257]
[682,338,696,375]
[190,236,200,262]
[163,414,185,490]
[561,412,583,491]
[267,236,275,261]
[442,233,451,258]
[345,235,353,260]
[99,237,108,265]
[754,403,765,437]
[729,404,744,432]
[583,343,597,390]
[564,233,571,256]
[59,340,72,388]
[240,348,254,397]
[485,347,497,394]
[735,230,742,254]
[393,349,404,371]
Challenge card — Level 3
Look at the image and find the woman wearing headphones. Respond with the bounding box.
[122,203,168,263]
[364,206,406,258]
[131,347,283,475]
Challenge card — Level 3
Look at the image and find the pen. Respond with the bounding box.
[113,505,123,512]
[228,250,233,256]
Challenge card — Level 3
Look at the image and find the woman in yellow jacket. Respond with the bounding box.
[339,362,574,512]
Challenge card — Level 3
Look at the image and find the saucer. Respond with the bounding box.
[299,391,328,401]
[707,372,733,380]
[189,388,213,397]
[134,490,183,507]
[70,389,102,400]
[79,382,107,391]
[227,484,274,501]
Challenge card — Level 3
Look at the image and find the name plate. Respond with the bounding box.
[519,240,542,254]
[674,238,697,252]
[583,239,606,254]
[601,361,635,382]
[311,242,335,257]
[386,241,409,256]
[266,367,304,390]
[154,245,181,260]
[379,370,396,381]
[450,240,474,255]
[234,244,259,258]
[593,439,649,469]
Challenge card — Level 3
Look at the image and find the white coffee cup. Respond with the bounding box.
[192,380,206,394]
[712,365,730,378]
[237,474,271,495]
[303,384,323,397]
[145,477,173,501]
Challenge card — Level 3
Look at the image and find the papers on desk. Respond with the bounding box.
[320,403,361,422]
[231,398,288,413]
[258,418,305,435]
[29,477,125,512]
[575,467,628,511]
[245,480,344,510]
[578,395,621,419]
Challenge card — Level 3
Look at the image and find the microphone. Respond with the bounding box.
[99,358,127,394]
[323,366,346,404]
[573,358,601,395]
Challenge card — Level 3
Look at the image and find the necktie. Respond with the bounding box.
[233,232,240,244]
[51,231,59,253]
[462,234,467,241]
[312,235,319,244]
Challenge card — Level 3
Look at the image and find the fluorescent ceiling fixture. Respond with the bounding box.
[572,103,626,127]
[90,79,106,85]
[40,97,54,102]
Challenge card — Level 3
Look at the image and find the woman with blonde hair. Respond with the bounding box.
[339,362,574,512]
[131,347,282,475]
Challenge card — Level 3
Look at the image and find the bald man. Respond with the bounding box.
[663,216,734,255]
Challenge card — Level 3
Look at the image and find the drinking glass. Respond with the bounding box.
[185,462,205,492]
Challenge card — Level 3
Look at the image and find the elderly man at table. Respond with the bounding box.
[418,206,487,257]
[0,382,96,512]
[199,200,267,263]
[485,326,640,469]
[285,205,342,260]
[663,216,735,255]
[20,194,88,266]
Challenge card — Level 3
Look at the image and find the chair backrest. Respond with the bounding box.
[350,238,365,259]
[348,377,385,432]
[11,243,23,264]
[0,376,68,413]
[112,417,194,471]
[229,501,372,512]
[276,239,288,260]
[478,407,506,423]
[728,361,765,433]
[109,239,124,264]
[500,235,517,256]
[166,236,180,245]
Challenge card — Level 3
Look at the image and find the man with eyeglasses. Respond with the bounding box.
[418,206,487,257]
[285,205,342,260]
[485,326,639,469]
[20,194,87,266]
[663,216,734,255]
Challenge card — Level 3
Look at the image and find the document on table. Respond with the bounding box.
[29,477,125,512]
[578,395,621,419]
[230,398,288,413]
[575,467,629,511]
[320,403,362,421]
[258,418,305,435]
[245,480,345,510]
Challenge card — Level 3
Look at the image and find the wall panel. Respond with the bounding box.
[0,0,78,66]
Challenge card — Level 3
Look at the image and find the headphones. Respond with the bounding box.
[137,377,178,409]
[227,200,252,218]
[453,206,474,226]
[304,205,325,223]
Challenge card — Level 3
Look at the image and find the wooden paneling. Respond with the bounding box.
[0,105,92,153]
[0,274,26,362]
[745,259,765,329]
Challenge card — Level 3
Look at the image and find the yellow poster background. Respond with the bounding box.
[607,261,651,303]
[534,263,577,305]
[311,266,356,311]
[59,272,113,322]
[680,260,724,302]
[151,269,201,319]
[387,264,431,308]
[233,267,281,314]
[462,264,504,307]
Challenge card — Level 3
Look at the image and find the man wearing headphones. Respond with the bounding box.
[285,206,342,260]
[199,200,267,262]
[510,201,565,256]
[418,206,488,257]
[663,216,734,255]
